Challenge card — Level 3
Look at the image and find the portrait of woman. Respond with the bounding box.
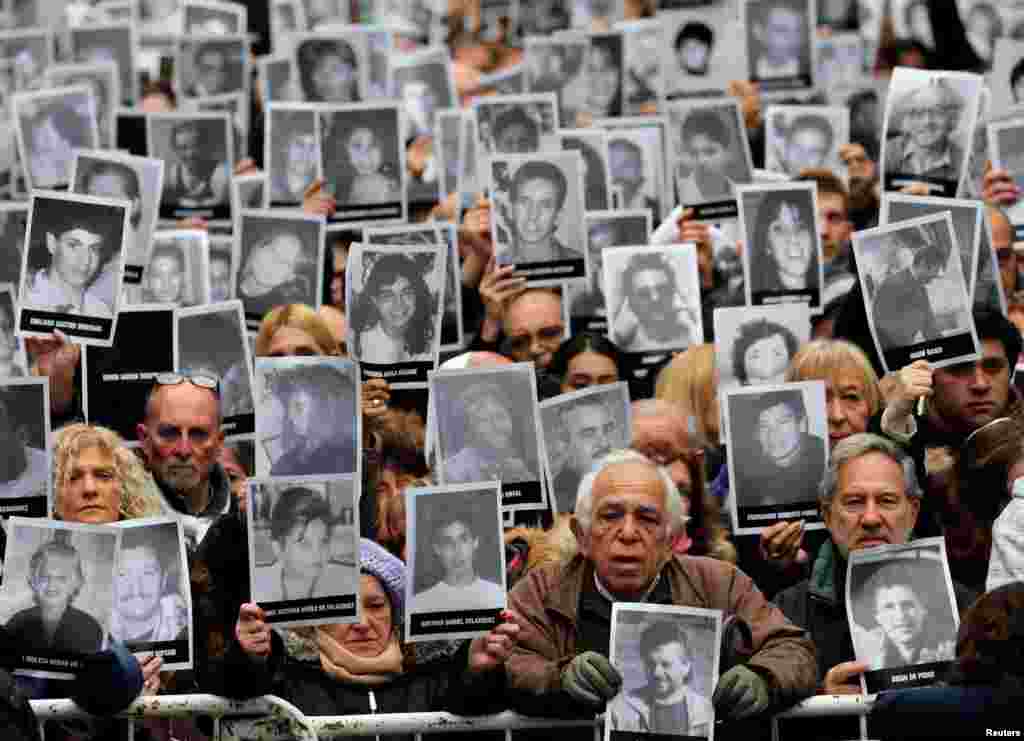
[325,110,401,206]
[296,38,360,103]
[238,226,318,319]
[585,35,622,119]
[141,242,188,305]
[748,190,820,303]
[351,252,437,364]
[270,110,319,206]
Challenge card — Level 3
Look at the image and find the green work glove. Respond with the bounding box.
[560,651,623,707]
[712,665,772,720]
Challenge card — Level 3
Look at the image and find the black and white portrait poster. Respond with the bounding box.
[246,475,360,627]
[853,211,981,373]
[0,378,50,518]
[208,237,234,302]
[764,105,849,178]
[83,305,174,444]
[539,381,632,516]
[846,538,959,693]
[70,149,165,280]
[44,61,120,150]
[126,229,211,307]
[390,46,456,141]
[175,300,255,436]
[0,286,28,379]
[596,117,670,226]
[191,91,250,162]
[435,108,462,203]
[567,208,652,335]
[737,182,824,311]
[472,92,560,185]
[268,102,319,205]
[429,362,547,510]
[607,603,722,741]
[254,356,360,478]
[147,112,234,222]
[741,0,816,95]
[270,0,306,46]
[346,243,445,385]
[619,19,663,115]
[12,85,99,191]
[183,0,247,33]
[234,209,325,328]
[815,32,867,96]
[713,303,811,439]
[0,517,120,678]
[603,244,703,355]
[68,23,136,105]
[490,150,586,285]
[880,67,984,198]
[988,39,1024,117]
[17,190,129,346]
[258,55,299,104]
[0,203,29,291]
[362,222,463,352]
[0,29,52,93]
[879,192,988,311]
[660,5,744,100]
[988,117,1024,237]
[405,481,506,642]
[457,111,479,201]
[525,35,589,127]
[290,32,369,103]
[723,380,829,534]
[580,32,624,120]
[318,102,406,225]
[111,517,193,670]
[816,0,860,32]
[177,35,249,100]
[557,128,612,212]
[667,99,755,221]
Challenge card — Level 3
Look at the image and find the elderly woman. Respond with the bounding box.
[222,538,520,730]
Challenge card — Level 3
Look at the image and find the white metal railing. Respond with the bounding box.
[28,692,877,740]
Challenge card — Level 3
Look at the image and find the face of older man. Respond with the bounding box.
[823,451,919,553]
[575,461,674,599]
[564,403,617,473]
[904,86,954,151]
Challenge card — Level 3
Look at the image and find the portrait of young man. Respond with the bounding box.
[411,493,504,614]
[745,0,812,90]
[492,156,584,272]
[728,384,828,516]
[153,116,231,212]
[20,193,126,323]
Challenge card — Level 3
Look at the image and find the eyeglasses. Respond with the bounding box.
[155,372,221,395]
[502,325,564,357]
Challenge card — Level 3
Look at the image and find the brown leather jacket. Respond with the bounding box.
[505,554,818,717]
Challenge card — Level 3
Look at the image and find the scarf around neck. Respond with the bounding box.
[315,627,404,686]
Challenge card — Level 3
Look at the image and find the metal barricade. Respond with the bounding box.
[28,692,876,740]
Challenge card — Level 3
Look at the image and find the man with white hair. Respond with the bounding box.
[505,448,817,733]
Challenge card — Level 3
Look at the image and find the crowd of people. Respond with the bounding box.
[2,1,1024,740]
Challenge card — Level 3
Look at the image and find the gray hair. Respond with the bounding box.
[574,449,688,536]
[631,398,695,438]
[819,433,922,512]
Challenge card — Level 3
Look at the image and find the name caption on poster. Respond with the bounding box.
[30,318,102,332]
[103,372,162,382]
[271,600,354,616]
[419,615,494,628]
[25,656,78,668]
[909,347,944,360]
[364,368,418,378]
[890,669,935,683]
[747,509,818,521]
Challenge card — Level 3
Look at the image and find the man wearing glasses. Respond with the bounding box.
[885,78,965,184]
[136,372,232,550]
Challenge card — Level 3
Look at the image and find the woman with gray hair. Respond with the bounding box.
[884,77,966,184]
